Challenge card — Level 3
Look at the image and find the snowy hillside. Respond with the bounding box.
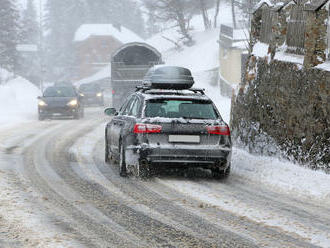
[0,70,41,126]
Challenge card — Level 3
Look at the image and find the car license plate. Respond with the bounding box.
[168,135,200,143]
[53,113,62,116]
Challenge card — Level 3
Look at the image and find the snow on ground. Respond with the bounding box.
[316,60,330,72]
[0,169,82,248]
[0,73,41,127]
[232,148,330,202]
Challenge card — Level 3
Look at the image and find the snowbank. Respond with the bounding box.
[0,75,41,126]
[163,29,220,73]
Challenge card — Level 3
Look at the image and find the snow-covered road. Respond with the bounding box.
[0,107,329,248]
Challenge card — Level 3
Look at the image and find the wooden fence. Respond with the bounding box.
[260,8,274,44]
[286,5,307,52]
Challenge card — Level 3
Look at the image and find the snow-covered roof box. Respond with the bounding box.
[74,24,144,43]
[143,65,195,90]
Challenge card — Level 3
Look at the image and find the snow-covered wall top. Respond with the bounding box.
[74,24,144,43]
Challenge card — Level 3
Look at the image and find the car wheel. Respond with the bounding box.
[212,163,231,179]
[105,135,110,164]
[138,160,150,179]
[38,115,44,121]
[119,142,127,177]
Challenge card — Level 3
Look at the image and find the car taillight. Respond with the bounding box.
[134,124,162,133]
[206,125,230,135]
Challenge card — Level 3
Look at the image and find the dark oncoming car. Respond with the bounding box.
[38,85,84,120]
[104,66,231,178]
[79,83,104,106]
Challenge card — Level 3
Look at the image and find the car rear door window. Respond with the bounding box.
[145,99,218,119]
[122,97,136,115]
[129,97,141,117]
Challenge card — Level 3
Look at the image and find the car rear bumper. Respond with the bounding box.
[127,145,231,170]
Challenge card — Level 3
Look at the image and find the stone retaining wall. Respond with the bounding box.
[231,58,330,170]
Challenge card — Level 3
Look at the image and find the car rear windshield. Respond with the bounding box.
[145,99,218,119]
[43,87,76,97]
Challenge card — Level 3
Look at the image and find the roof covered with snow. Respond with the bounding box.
[74,64,111,87]
[74,24,144,43]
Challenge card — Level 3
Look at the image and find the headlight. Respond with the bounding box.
[96,92,102,97]
[67,99,78,106]
[79,93,84,97]
[38,100,47,106]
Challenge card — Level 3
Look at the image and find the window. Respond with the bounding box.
[129,97,141,117]
[145,99,219,119]
[260,8,274,44]
[119,97,134,115]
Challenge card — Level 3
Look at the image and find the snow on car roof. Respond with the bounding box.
[74,24,144,43]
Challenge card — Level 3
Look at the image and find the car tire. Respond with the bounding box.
[38,115,44,121]
[212,163,231,179]
[105,135,110,164]
[119,142,127,177]
[138,161,150,179]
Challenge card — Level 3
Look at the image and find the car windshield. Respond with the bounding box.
[43,87,76,97]
[145,99,218,119]
[79,84,101,92]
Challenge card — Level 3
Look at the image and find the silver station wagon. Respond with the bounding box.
[105,66,232,178]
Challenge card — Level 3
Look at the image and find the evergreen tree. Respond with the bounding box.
[85,0,145,37]
[0,0,20,73]
[19,0,40,84]
[44,0,145,81]
[44,0,88,81]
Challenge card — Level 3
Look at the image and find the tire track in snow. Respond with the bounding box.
[70,124,257,247]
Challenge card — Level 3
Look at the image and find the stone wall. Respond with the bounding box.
[231,58,330,170]
[304,8,328,68]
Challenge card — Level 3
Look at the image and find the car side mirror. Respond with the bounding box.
[37,96,42,99]
[104,107,117,116]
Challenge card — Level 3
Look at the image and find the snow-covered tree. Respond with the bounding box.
[143,0,194,46]
[18,0,40,85]
[44,0,88,81]
[86,0,145,37]
[0,0,20,73]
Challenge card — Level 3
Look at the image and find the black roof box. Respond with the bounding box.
[143,66,194,90]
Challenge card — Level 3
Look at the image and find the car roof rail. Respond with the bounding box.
[135,85,151,93]
[188,88,205,95]
[135,85,205,95]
